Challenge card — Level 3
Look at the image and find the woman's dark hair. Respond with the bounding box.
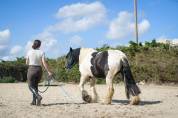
[32,39,41,49]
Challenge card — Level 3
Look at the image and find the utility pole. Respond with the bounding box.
[134,0,139,45]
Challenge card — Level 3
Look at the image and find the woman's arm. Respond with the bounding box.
[42,56,52,75]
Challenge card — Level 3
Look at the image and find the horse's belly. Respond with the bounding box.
[90,51,109,78]
[90,66,107,78]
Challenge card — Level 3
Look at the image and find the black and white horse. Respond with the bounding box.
[66,47,141,105]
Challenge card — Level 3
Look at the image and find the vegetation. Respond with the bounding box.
[0,77,16,83]
[1,39,178,84]
[0,58,27,82]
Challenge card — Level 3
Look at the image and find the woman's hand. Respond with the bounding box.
[48,71,53,76]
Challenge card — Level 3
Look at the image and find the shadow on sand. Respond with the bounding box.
[112,99,162,106]
[42,100,162,107]
[42,102,86,107]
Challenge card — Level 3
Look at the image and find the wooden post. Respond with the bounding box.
[134,0,139,45]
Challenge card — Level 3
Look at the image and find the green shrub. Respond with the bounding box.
[0,77,16,83]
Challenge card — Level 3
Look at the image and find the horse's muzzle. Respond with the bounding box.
[65,64,72,70]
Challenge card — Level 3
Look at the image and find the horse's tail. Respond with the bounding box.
[121,58,141,105]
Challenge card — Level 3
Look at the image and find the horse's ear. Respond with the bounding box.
[70,47,73,52]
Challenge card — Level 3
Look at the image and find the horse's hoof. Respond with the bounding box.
[130,96,140,105]
[82,90,92,103]
[83,95,92,103]
[101,100,111,105]
[101,102,111,105]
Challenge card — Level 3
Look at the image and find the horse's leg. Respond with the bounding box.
[90,78,98,103]
[79,75,87,92]
[104,72,114,104]
[79,75,92,103]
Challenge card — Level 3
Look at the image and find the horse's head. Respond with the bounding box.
[65,47,80,69]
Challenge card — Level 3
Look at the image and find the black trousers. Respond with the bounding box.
[27,66,42,101]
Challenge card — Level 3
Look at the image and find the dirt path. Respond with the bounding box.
[0,83,178,118]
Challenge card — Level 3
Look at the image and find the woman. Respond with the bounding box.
[26,39,52,106]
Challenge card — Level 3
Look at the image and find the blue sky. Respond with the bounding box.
[0,0,178,59]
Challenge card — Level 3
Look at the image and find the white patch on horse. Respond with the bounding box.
[79,48,97,77]
[108,50,127,76]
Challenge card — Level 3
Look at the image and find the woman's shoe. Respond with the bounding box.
[30,100,36,105]
[36,95,42,106]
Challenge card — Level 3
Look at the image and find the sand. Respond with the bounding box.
[0,83,178,118]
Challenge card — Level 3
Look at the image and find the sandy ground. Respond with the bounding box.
[0,83,178,118]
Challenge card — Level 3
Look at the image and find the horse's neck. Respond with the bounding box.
[79,48,96,64]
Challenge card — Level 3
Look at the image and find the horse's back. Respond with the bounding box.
[108,49,126,56]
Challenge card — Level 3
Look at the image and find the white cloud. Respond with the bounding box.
[0,29,24,60]
[25,2,106,58]
[10,45,22,55]
[107,11,150,40]
[172,39,178,45]
[138,19,150,34]
[156,36,168,43]
[25,31,60,58]
[25,40,33,52]
[69,35,83,48]
[0,29,11,57]
[56,1,105,18]
[50,1,106,33]
[0,45,8,50]
[157,36,178,46]
[0,29,10,44]
[0,45,8,57]
[35,31,58,51]
[1,56,16,61]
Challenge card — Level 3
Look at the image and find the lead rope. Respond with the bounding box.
[58,83,82,103]
[56,58,82,103]
[38,60,81,103]
[38,74,53,93]
[38,73,82,103]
